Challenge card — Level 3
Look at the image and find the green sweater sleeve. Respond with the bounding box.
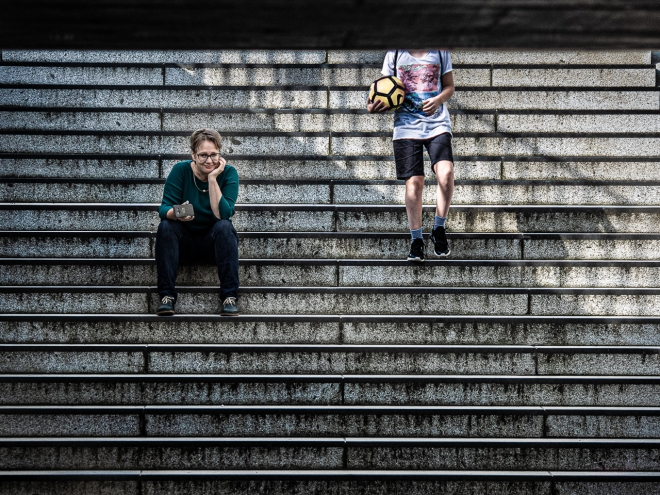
[158,163,185,219]
[218,166,239,220]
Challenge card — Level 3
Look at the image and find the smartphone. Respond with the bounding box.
[173,203,195,218]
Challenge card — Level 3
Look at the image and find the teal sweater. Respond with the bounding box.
[158,160,239,234]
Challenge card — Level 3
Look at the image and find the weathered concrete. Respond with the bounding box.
[333,183,660,206]
[502,161,660,181]
[239,236,521,260]
[161,112,494,133]
[0,235,152,259]
[0,134,330,155]
[547,415,660,438]
[329,51,653,65]
[2,50,328,64]
[0,414,141,436]
[531,294,660,316]
[148,350,535,375]
[169,291,529,316]
[0,158,160,179]
[0,481,138,495]
[538,352,660,376]
[347,446,660,470]
[0,66,163,85]
[0,112,161,131]
[0,381,342,405]
[0,209,159,232]
[498,114,660,133]
[0,445,344,469]
[142,480,551,495]
[146,412,543,438]
[0,351,143,373]
[0,292,148,314]
[338,265,660,288]
[342,321,660,346]
[331,90,659,110]
[0,88,328,108]
[556,482,660,495]
[344,383,660,406]
[332,136,660,157]
[492,68,656,87]
[523,238,660,260]
[0,319,342,344]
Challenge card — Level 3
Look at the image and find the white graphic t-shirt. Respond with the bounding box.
[381,49,453,140]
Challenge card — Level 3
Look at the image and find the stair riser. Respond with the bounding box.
[1,445,657,470]
[1,382,658,406]
[2,89,656,110]
[0,351,657,375]
[4,182,660,206]
[8,159,660,182]
[3,135,660,157]
[6,264,660,289]
[6,209,660,233]
[2,292,660,316]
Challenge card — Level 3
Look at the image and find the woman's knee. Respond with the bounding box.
[433,161,454,182]
[157,219,182,238]
[210,219,236,239]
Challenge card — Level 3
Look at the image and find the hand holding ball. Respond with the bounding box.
[369,76,405,111]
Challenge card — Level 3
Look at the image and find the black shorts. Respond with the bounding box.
[392,132,454,180]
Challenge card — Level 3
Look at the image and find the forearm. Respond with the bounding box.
[209,178,223,219]
[436,85,454,105]
[165,208,175,220]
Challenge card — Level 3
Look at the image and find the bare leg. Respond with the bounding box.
[433,160,454,218]
[405,175,425,230]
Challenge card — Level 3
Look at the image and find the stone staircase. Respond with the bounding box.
[0,49,659,494]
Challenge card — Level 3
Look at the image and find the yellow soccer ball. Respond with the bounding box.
[369,75,405,110]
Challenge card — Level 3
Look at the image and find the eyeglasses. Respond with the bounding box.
[196,153,221,162]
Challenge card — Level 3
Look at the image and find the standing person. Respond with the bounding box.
[368,49,455,262]
[155,128,240,316]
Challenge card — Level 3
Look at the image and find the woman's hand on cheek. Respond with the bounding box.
[208,156,227,180]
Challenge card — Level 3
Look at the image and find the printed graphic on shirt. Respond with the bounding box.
[398,63,441,115]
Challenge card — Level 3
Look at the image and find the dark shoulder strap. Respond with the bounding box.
[438,49,443,78]
[394,50,398,77]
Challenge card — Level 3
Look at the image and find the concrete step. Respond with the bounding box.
[6,65,653,88]
[1,372,659,405]
[336,90,659,110]
[5,110,660,135]
[1,51,331,64]
[0,65,489,87]
[1,437,659,470]
[4,50,652,66]
[331,51,653,65]
[3,404,658,438]
[3,179,659,206]
[3,88,658,111]
[5,132,660,158]
[1,343,658,375]
[5,258,660,289]
[3,315,659,346]
[1,475,659,495]
[0,110,494,133]
[5,157,660,182]
[5,204,660,233]
[2,286,660,316]
[2,231,660,261]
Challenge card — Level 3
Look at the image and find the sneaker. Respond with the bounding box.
[407,238,425,262]
[430,226,451,257]
[221,297,239,316]
[156,295,176,316]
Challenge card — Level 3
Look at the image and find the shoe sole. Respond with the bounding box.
[407,256,424,262]
[156,310,175,316]
[221,312,240,316]
[434,249,451,257]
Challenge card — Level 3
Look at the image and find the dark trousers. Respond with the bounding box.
[156,219,239,301]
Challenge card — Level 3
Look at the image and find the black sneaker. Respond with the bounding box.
[221,297,239,316]
[407,238,425,262]
[430,226,451,257]
[156,295,176,316]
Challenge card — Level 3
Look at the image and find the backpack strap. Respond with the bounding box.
[394,50,398,78]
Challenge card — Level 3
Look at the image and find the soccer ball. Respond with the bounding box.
[369,75,405,110]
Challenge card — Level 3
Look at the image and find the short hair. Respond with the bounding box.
[190,128,222,153]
